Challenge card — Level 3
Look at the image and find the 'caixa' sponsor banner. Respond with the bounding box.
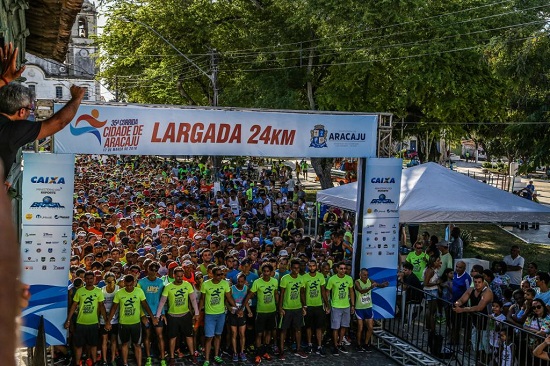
[360,158,402,319]
[21,153,73,346]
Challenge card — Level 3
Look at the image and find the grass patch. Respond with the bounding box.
[419,223,550,272]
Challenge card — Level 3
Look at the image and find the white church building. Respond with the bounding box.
[21,0,101,102]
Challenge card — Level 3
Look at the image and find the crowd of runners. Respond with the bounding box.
[63,155,377,366]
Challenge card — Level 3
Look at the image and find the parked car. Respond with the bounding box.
[449,153,460,162]
[405,149,418,158]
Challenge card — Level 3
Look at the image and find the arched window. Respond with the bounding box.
[78,17,88,38]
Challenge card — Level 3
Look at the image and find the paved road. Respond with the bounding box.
[17,347,399,366]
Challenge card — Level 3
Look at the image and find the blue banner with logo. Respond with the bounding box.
[360,158,402,319]
[20,153,74,346]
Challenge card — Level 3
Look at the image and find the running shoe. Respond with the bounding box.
[331,347,339,356]
[239,352,247,362]
[214,355,224,364]
[316,346,326,357]
[254,355,261,364]
[278,352,285,361]
[261,353,271,361]
[233,353,239,362]
[294,350,308,359]
[341,336,351,346]
[202,361,210,366]
[362,344,373,353]
[338,344,349,354]
[145,357,152,366]
[160,360,167,366]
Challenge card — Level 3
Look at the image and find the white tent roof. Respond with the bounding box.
[316,162,550,223]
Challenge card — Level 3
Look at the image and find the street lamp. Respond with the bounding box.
[120,17,218,106]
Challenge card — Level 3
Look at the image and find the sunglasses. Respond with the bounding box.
[338,267,346,270]
[533,305,544,310]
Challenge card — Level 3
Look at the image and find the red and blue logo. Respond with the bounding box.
[70,109,107,144]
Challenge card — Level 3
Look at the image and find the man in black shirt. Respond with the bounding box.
[0,83,85,180]
[399,262,423,304]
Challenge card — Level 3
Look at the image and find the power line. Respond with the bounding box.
[217,19,547,68]
[222,0,517,55]
[395,121,550,125]
[219,3,549,64]
[219,34,541,73]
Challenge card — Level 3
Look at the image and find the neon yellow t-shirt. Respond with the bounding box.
[406,251,428,281]
[251,277,278,313]
[113,287,146,325]
[279,274,304,310]
[201,279,230,315]
[326,274,353,308]
[302,272,326,307]
[162,281,194,315]
[73,286,105,325]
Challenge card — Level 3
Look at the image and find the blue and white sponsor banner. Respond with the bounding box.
[21,153,74,226]
[21,153,74,346]
[53,105,378,157]
[360,158,402,319]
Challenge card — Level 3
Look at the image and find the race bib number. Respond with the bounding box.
[360,294,371,305]
[264,293,273,304]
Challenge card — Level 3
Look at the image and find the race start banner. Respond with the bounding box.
[53,105,378,157]
[20,153,74,346]
[360,158,402,319]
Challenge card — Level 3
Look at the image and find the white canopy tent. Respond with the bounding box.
[316,162,550,223]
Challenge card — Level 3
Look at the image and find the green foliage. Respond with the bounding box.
[460,229,472,249]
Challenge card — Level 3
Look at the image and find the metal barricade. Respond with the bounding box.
[382,285,550,366]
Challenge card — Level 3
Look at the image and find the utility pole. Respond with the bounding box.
[210,48,220,182]
[114,75,118,102]
[210,48,219,107]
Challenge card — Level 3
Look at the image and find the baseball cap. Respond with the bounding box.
[437,240,449,248]
[168,262,178,270]
[279,250,289,257]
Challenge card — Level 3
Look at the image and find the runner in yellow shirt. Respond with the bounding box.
[105,275,157,366]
